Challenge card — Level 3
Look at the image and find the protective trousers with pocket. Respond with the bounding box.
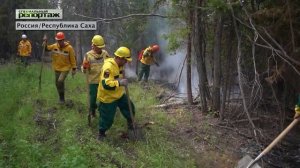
[137,62,150,82]
[98,94,135,132]
[89,84,98,112]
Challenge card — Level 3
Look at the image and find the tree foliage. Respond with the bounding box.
[1,0,300,121]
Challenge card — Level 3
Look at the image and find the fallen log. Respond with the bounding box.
[209,123,253,139]
[219,118,260,125]
[150,102,186,108]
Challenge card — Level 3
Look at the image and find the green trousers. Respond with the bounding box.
[98,94,135,132]
[137,62,150,82]
[89,84,98,112]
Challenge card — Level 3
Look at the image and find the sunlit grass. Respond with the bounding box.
[0,63,197,167]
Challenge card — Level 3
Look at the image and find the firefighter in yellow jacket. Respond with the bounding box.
[17,34,32,66]
[97,46,135,140]
[81,35,110,117]
[43,32,77,103]
[137,44,160,82]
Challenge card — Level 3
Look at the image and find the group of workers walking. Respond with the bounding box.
[17,32,300,142]
[19,31,300,141]
[18,32,160,140]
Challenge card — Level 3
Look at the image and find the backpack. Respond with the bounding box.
[138,49,144,60]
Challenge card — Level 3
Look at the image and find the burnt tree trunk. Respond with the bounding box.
[194,0,208,112]
[212,13,223,113]
[220,22,234,120]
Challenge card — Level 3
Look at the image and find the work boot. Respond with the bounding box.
[58,92,65,104]
[97,130,106,141]
[97,134,106,141]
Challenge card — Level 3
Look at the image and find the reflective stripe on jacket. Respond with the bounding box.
[84,49,110,84]
[46,42,76,71]
[18,40,32,57]
[97,58,125,103]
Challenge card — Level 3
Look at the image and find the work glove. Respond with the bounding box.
[118,78,128,86]
[294,105,300,119]
[82,60,90,69]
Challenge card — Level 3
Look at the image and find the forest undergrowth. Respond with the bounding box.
[0,63,203,168]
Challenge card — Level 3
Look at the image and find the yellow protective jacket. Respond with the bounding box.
[82,49,110,84]
[46,42,76,71]
[18,40,32,57]
[97,58,125,103]
[140,46,156,65]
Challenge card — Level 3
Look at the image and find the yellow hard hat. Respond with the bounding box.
[114,47,132,62]
[92,35,105,48]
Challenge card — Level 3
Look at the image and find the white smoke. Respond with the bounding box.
[125,1,199,95]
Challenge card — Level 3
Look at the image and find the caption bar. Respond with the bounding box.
[16,21,97,30]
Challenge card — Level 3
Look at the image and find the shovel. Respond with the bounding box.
[86,74,92,126]
[83,64,92,126]
[124,85,144,140]
[38,34,47,92]
[237,117,300,168]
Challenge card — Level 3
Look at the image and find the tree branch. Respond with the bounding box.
[230,2,259,144]
[73,12,169,22]
[286,0,295,51]
[263,28,300,68]
[233,3,300,68]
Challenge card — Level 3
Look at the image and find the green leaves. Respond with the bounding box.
[162,27,189,52]
[207,0,229,12]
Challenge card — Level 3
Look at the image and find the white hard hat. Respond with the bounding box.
[21,34,27,39]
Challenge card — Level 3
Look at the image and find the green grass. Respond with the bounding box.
[0,63,197,168]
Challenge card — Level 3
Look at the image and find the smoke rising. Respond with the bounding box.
[125,2,199,95]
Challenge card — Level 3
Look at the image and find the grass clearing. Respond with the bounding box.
[0,63,198,167]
